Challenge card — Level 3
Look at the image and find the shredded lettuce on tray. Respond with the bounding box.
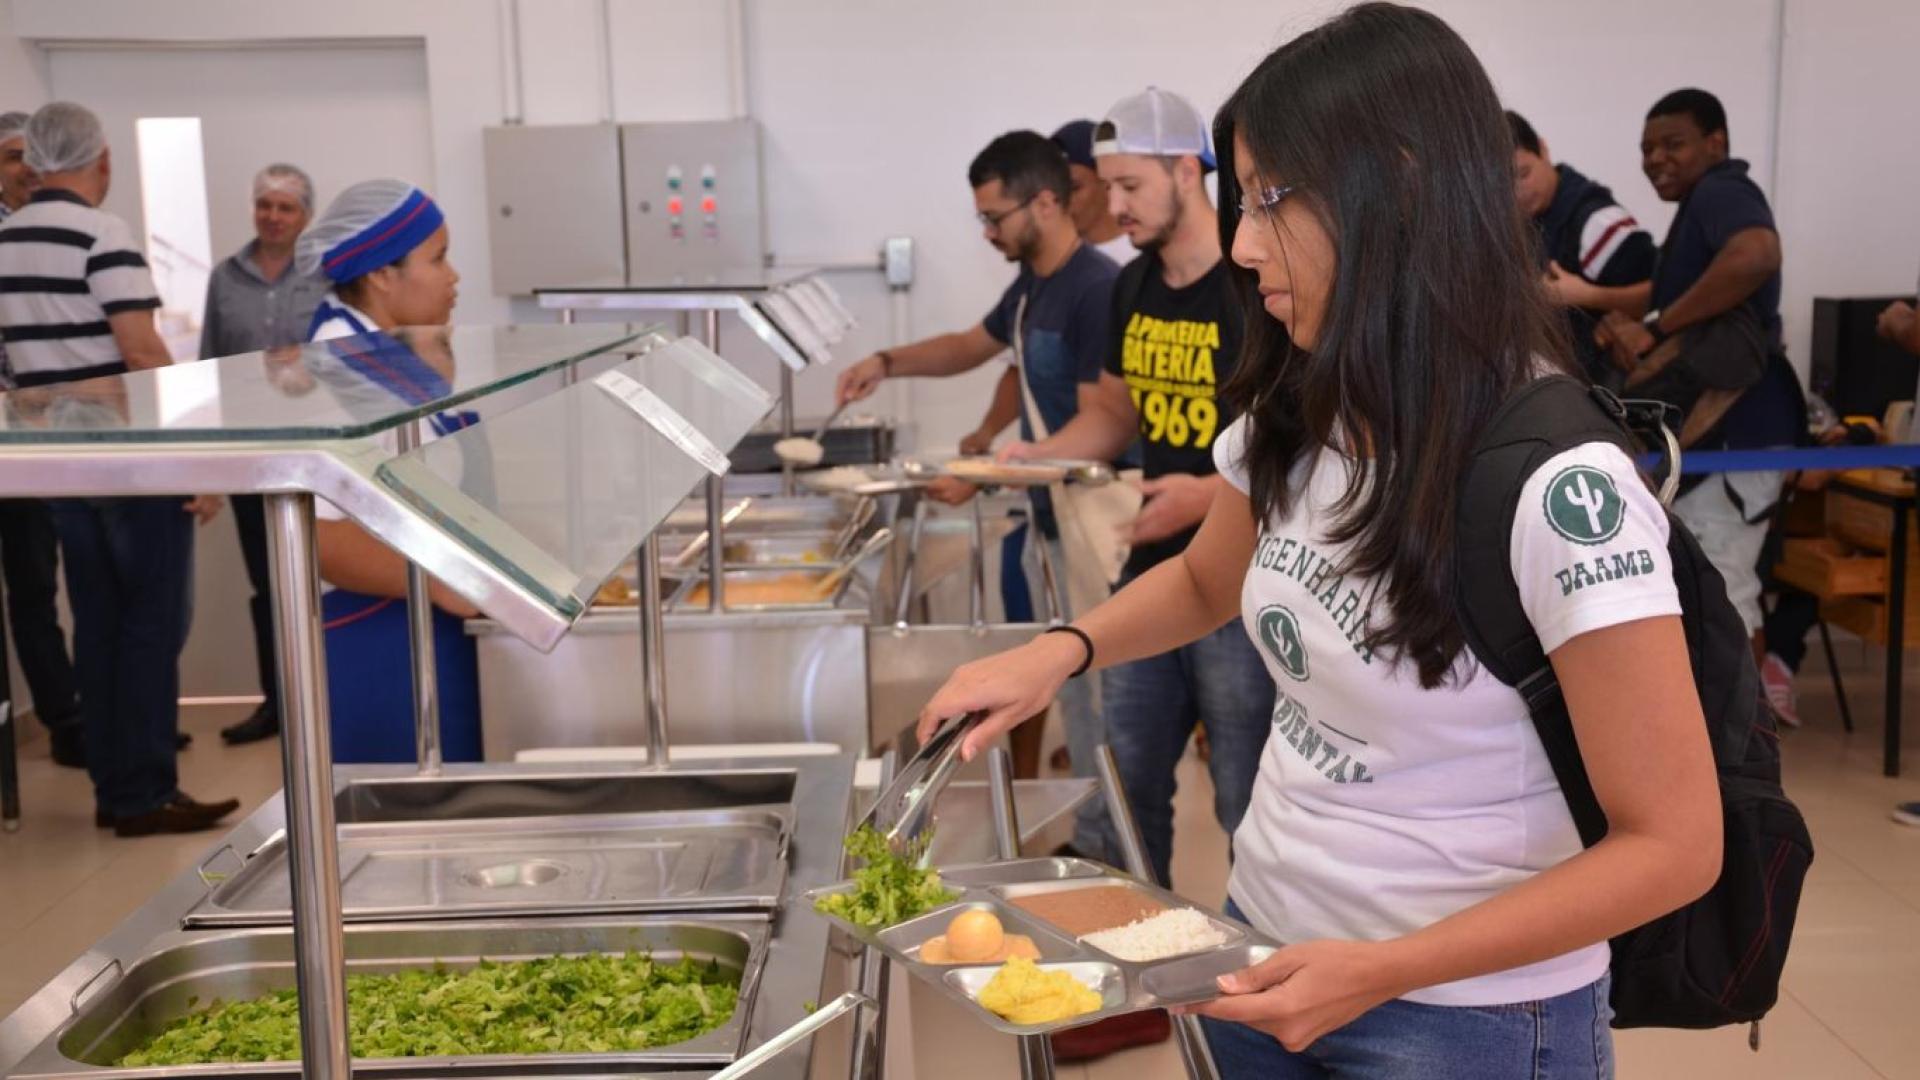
[116,952,737,1066]
[811,825,957,929]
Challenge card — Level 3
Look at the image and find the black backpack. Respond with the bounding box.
[1455,375,1813,1043]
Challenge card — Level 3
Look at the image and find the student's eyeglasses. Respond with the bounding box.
[1237,183,1299,223]
[977,196,1037,230]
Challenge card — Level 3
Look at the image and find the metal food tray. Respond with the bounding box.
[662,495,854,535]
[804,857,1277,1036]
[11,917,769,1078]
[909,457,1114,489]
[184,772,795,927]
[597,534,845,603]
[666,566,857,614]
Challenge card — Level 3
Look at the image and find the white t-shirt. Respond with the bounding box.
[1093,233,1138,266]
[307,300,465,553]
[1214,414,1681,1006]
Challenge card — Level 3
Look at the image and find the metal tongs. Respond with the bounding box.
[668,497,754,573]
[854,711,985,861]
[814,526,896,597]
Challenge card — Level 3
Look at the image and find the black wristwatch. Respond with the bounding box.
[1641,310,1670,348]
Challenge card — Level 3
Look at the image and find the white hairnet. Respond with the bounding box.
[24,102,106,174]
[296,177,444,282]
[254,163,314,212]
[0,111,28,146]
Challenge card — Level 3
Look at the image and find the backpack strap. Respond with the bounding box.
[1456,375,1637,849]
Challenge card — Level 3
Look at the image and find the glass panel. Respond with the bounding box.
[540,268,813,294]
[757,293,834,366]
[374,337,773,614]
[780,282,848,346]
[0,324,647,444]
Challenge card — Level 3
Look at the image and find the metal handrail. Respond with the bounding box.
[1095,746,1221,1080]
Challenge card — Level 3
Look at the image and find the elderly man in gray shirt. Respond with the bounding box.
[200,163,327,746]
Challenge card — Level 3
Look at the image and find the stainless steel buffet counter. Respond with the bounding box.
[0,753,858,1080]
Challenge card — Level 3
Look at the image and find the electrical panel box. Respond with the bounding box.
[482,124,627,295]
[620,119,767,282]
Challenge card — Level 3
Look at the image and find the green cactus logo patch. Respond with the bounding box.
[1257,605,1310,682]
[1544,465,1624,545]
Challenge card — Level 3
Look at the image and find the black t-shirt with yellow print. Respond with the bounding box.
[1106,251,1245,576]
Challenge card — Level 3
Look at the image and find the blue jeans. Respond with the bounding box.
[1103,586,1274,886]
[51,497,194,819]
[1203,902,1615,1079]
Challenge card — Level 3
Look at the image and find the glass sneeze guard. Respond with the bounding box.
[375,335,774,621]
[0,323,647,444]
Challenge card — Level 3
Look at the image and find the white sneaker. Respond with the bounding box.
[1761,653,1801,729]
[1893,802,1920,827]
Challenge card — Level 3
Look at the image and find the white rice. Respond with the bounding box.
[773,437,826,466]
[1079,907,1228,962]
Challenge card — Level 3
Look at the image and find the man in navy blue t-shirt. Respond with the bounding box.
[1590,87,1800,649]
[836,130,1119,861]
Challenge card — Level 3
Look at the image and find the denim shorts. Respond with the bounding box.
[1202,901,1614,1079]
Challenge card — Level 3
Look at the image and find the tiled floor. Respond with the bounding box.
[4,644,1920,1077]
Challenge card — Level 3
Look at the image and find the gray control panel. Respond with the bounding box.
[620,119,767,282]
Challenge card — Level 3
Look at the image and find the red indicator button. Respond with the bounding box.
[667,197,684,215]
[700,196,717,214]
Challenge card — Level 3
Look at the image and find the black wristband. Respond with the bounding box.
[1043,625,1095,678]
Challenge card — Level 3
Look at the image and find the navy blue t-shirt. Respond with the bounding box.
[982,243,1119,439]
[1650,159,1782,348]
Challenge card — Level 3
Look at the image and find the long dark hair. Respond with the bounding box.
[1215,2,1574,688]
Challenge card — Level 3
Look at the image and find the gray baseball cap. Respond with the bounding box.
[1093,87,1215,170]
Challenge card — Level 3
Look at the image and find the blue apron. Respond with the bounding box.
[311,302,485,763]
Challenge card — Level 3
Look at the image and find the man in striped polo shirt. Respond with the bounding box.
[0,109,86,769]
[1508,110,1657,389]
[0,102,236,836]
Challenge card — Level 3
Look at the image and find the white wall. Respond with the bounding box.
[1774,2,1920,374]
[7,0,1840,446]
[0,0,1914,700]
[44,43,435,267]
[744,0,1783,447]
[12,0,514,318]
[0,0,47,110]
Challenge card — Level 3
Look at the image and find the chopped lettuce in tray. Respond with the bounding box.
[811,825,957,929]
[116,952,737,1066]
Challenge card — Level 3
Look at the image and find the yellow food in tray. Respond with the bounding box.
[974,957,1101,1025]
[594,577,636,605]
[685,573,834,608]
[917,909,1041,965]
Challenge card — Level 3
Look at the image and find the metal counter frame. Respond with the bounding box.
[0,326,773,1079]
[0,754,856,1080]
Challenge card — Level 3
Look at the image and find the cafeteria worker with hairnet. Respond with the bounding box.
[294,178,483,763]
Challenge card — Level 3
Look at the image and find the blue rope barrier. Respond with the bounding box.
[1643,444,1920,475]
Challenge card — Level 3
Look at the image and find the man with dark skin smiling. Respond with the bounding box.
[1589,87,1801,659]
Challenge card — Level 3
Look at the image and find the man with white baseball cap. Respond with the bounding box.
[991,84,1271,1063]
[1006,76,1271,929]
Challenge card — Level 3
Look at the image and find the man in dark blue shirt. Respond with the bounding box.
[1592,87,1799,648]
[836,130,1119,861]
